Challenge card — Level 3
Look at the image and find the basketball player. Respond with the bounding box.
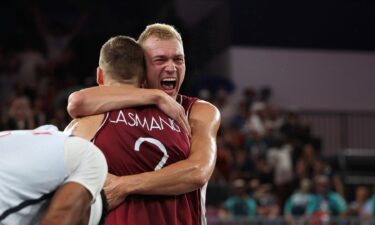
[67,24,221,225]
[0,125,107,225]
[67,33,220,225]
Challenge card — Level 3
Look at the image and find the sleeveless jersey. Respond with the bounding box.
[93,95,206,225]
[0,127,68,225]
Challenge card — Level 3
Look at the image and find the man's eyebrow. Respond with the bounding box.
[151,53,184,60]
[151,54,167,59]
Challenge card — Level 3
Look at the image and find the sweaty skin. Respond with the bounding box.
[67,34,221,210]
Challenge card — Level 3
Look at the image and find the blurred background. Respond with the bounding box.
[1,0,375,224]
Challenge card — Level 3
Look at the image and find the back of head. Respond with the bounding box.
[99,36,145,84]
[138,23,183,45]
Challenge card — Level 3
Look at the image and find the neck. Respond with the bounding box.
[105,78,139,88]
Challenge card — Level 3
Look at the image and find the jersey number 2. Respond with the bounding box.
[134,137,169,170]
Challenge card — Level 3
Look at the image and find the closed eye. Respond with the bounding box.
[153,57,167,65]
[174,57,184,64]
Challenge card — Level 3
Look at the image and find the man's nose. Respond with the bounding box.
[165,61,177,72]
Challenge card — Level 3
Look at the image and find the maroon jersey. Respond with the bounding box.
[94,95,206,225]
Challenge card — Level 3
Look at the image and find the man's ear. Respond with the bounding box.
[96,67,104,85]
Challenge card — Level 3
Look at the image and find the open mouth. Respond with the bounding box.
[160,78,177,90]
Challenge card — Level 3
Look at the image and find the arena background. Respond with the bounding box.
[1,0,375,224]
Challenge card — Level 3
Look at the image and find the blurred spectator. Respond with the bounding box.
[15,39,46,88]
[211,129,233,183]
[280,112,301,139]
[284,179,315,225]
[4,96,35,130]
[259,86,272,103]
[246,102,267,137]
[224,179,257,218]
[231,148,253,181]
[362,186,375,220]
[0,54,20,101]
[290,158,311,192]
[242,87,257,110]
[254,185,280,223]
[244,130,270,162]
[213,88,236,128]
[279,111,313,148]
[308,175,347,224]
[298,143,319,178]
[48,107,69,130]
[346,185,370,218]
[33,7,87,64]
[267,137,294,208]
[251,156,274,187]
[267,137,293,186]
[32,97,47,126]
[263,105,283,134]
[230,101,250,132]
[313,157,345,198]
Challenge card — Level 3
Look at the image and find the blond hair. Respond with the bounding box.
[99,35,145,83]
[138,23,183,45]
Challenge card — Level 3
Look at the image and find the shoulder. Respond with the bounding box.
[190,100,221,123]
[71,114,105,141]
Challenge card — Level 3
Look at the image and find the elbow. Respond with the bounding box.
[191,166,211,188]
[193,177,208,189]
[67,92,84,118]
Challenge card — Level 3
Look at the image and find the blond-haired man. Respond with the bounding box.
[68,24,221,225]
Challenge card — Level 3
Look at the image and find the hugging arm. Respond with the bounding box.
[67,85,190,134]
[104,101,221,209]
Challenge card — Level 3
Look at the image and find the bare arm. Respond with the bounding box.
[39,182,92,225]
[64,114,104,141]
[104,101,220,208]
[67,85,190,134]
[68,85,163,118]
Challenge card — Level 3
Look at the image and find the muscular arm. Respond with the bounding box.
[67,85,190,134]
[106,101,220,200]
[39,182,92,225]
[68,86,163,118]
[65,114,104,141]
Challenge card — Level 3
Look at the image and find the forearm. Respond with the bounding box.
[40,183,91,225]
[123,157,213,196]
[120,101,220,196]
[67,85,163,118]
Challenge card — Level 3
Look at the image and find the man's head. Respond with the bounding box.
[314,175,330,195]
[138,23,185,99]
[98,35,145,86]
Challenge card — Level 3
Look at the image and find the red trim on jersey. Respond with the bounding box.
[179,95,199,118]
[31,131,52,135]
[0,131,11,137]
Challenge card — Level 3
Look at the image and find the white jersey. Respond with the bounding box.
[0,125,107,225]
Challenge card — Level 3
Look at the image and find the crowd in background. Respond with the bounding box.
[204,87,375,224]
[1,5,375,225]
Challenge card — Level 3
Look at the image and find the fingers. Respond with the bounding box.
[179,113,191,137]
[103,185,117,210]
[157,95,191,136]
[104,173,115,186]
[175,105,190,136]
